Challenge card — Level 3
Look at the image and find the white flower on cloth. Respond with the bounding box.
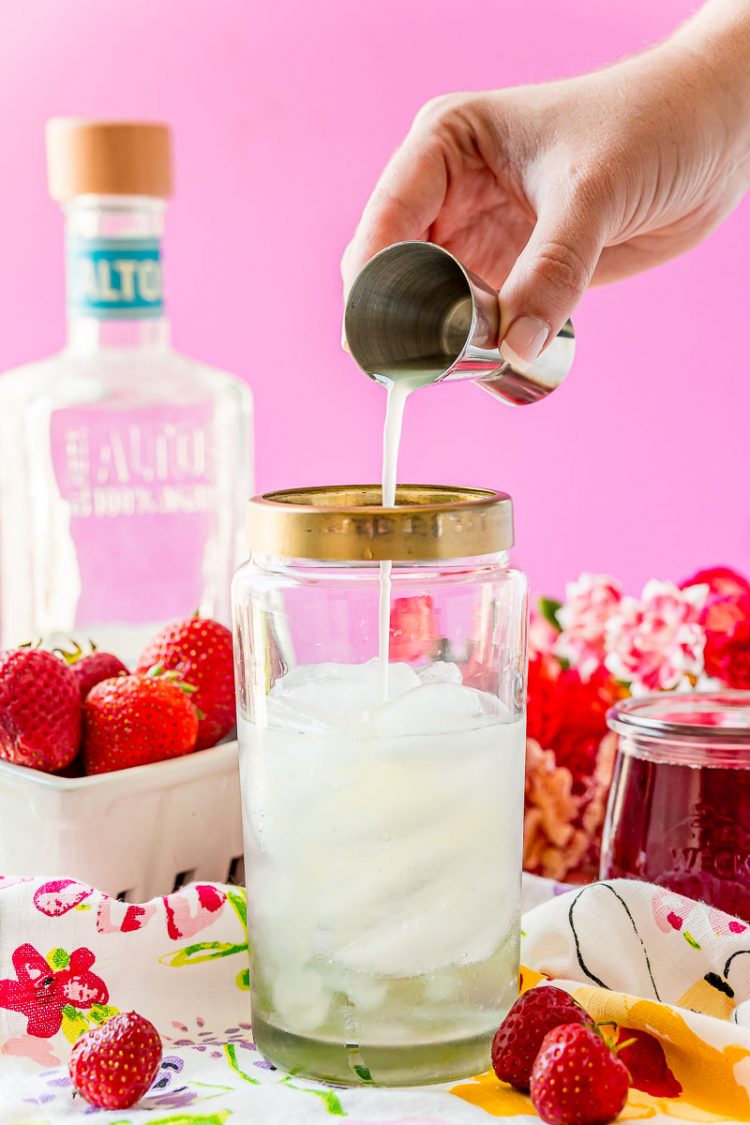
[604,579,708,692]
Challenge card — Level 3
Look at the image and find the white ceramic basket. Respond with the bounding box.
[0,742,244,901]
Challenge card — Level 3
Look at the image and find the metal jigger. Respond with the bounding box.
[344,240,575,405]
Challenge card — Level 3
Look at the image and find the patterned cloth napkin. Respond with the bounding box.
[3,874,750,1123]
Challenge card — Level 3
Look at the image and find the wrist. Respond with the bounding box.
[665,3,750,176]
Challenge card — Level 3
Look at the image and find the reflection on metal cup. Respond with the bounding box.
[344,240,575,405]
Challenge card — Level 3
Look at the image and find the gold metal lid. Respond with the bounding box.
[246,484,514,562]
[46,119,172,201]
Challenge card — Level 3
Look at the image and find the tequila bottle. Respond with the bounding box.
[0,120,253,658]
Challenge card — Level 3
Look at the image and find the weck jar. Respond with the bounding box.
[232,484,528,1086]
[601,692,750,921]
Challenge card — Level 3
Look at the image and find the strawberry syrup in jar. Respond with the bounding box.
[601,692,750,921]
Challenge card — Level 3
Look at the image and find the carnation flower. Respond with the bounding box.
[524,566,750,884]
[604,580,707,692]
[703,592,750,688]
[556,573,622,677]
[527,654,564,749]
[680,566,750,599]
[527,655,624,785]
[525,656,623,882]
[523,739,589,881]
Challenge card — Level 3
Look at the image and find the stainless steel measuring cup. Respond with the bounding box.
[344,240,575,405]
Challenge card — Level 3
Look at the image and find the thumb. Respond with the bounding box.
[499,193,606,365]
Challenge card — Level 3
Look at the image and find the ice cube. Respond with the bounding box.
[322,964,388,1012]
[271,966,330,1033]
[367,681,504,736]
[270,658,420,731]
[418,661,464,685]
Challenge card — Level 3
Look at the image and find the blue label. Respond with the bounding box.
[66,237,164,319]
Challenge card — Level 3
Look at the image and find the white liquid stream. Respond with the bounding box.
[378,378,417,700]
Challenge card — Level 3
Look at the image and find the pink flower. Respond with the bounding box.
[556,574,622,676]
[604,580,707,692]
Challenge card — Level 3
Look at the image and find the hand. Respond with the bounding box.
[341,3,750,364]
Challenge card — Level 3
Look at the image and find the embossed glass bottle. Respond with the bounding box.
[0,120,253,656]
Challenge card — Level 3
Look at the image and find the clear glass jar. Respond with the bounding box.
[601,692,750,920]
[233,485,528,1086]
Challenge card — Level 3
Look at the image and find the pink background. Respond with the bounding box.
[0,0,747,598]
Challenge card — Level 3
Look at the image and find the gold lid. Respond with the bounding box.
[46,119,172,201]
[246,484,514,562]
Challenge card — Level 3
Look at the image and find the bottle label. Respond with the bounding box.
[66,236,164,319]
[50,404,215,625]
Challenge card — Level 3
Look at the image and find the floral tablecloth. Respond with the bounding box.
[4,874,750,1123]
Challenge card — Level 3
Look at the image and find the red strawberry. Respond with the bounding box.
[72,651,128,700]
[530,1023,630,1125]
[136,615,235,750]
[83,674,199,774]
[55,642,129,700]
[0,648,81,771]
[56,644,130,700]
[492,986,594,1091]
[69,1010,162,1109]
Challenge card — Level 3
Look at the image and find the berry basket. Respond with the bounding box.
[0,741,244,900]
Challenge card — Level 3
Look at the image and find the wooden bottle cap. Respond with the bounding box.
[46,119,172,201]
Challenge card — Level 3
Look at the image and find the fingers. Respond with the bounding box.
[499,187,608,364]
[340,128,448,297]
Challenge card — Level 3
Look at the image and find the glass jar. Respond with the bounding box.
[232,484,528,1086]
[601,692,750,920]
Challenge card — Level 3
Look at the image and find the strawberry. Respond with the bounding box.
[56,643,129,701]
[0,648,81,771]
[72,651,129,699]
[83,674,199,774]
[492,986,594,1091]
[136,615,235,750]
[69,1010,162,1109]
[530,1023,630,1125]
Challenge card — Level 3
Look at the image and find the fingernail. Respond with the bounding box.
[501,316,549,366]
[341,315,350,353]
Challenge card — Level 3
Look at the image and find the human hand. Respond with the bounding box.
[341,3,750,364]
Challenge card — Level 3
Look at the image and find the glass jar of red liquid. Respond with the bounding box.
[601,692,750,921]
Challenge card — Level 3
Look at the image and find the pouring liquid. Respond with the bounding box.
[377,371,431,700]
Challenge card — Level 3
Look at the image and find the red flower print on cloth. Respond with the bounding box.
[616,1027,682,1097]
[33,878,226,940]
[163,884,226,940]
[0,944,108,1038]
[34,879,93,917]
[96,898,158,934]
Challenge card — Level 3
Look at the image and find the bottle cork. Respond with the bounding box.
[46,119,172,201]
